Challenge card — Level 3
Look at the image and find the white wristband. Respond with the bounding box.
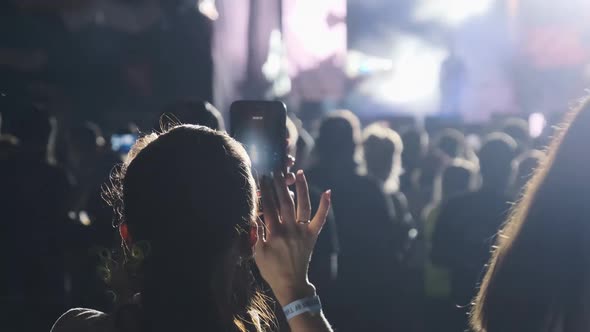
[282,295,322,321]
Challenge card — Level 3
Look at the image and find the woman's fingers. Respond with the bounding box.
[295,170,312,222]
[285,171,296,186]
[260,176,281,234]
[285,153,296,186]
[310,190,331,235]
[272,172,296,224]
[287,154,296,168]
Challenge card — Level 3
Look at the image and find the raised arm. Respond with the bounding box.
[255,170,333,332]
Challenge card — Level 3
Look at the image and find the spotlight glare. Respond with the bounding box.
[414,0,495,26]
[361,35,446,113]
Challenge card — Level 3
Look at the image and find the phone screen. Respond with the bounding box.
[230,101,287,179]
[111,134,137,154]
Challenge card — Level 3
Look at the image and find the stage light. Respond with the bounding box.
[414,0,495,26]
[198,0,219,20]
[528,113,546,138]
[346,50,393,78]
[360,34,446,113]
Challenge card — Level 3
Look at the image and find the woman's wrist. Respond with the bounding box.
[272,282,317,306]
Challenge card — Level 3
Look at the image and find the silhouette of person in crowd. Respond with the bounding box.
[472,98,590,332]
[363,122,421,331]
[399,127,429,192]
[432,128,466,160]
[499,117,531,153]
[424,158,479,221]
[67,122,121,232]
[306,110,402,331]
[363,123,415,242]
[65,122,122,310]
[399,127,431,219]
[0,102,72,331]
[431,132,517,331]
[423,159,478,332]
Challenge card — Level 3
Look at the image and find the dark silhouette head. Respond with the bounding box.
[400,126,429,171]
[2,103,56,162]
[440,158,478,200]
[0,134,19,160]
[432,128,465,159]
[289,113,314,170]
[67,122,106,167]
[315,110,361,171]
[161,100,225,131]
[471,99,590,332]
[363,123,403,192]
[108,125,271,331]
[500,117,530,149]
[478,132,517,193]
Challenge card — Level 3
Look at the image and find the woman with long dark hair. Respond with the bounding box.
[51,124,333,332]
[471,98,590,332]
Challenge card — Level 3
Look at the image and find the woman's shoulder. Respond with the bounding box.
[51,308,115,332]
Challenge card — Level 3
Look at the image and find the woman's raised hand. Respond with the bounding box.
[254,170,331,305]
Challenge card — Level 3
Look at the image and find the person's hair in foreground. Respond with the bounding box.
[109,125,270,331]
[511,149,544,196]
[53,124,333,332]
[160,100,225,131]
[471,98,590,332]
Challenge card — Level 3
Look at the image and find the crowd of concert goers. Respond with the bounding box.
[3,86,590,332]
[6,1,590,331]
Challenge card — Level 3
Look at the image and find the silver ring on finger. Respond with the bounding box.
[297,219,311,225]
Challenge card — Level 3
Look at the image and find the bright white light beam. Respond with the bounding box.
[414,0,495,26]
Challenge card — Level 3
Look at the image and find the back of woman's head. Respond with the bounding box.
[111,125,270,331]
[160,100,225,131]
[471,99,590,332]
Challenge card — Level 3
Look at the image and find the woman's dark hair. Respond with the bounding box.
[471,98,590,332]
[159,100,225,131]
[107,124,272,332]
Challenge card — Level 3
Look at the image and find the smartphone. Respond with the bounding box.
[230,100,287,179]
[111,133,138,154]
